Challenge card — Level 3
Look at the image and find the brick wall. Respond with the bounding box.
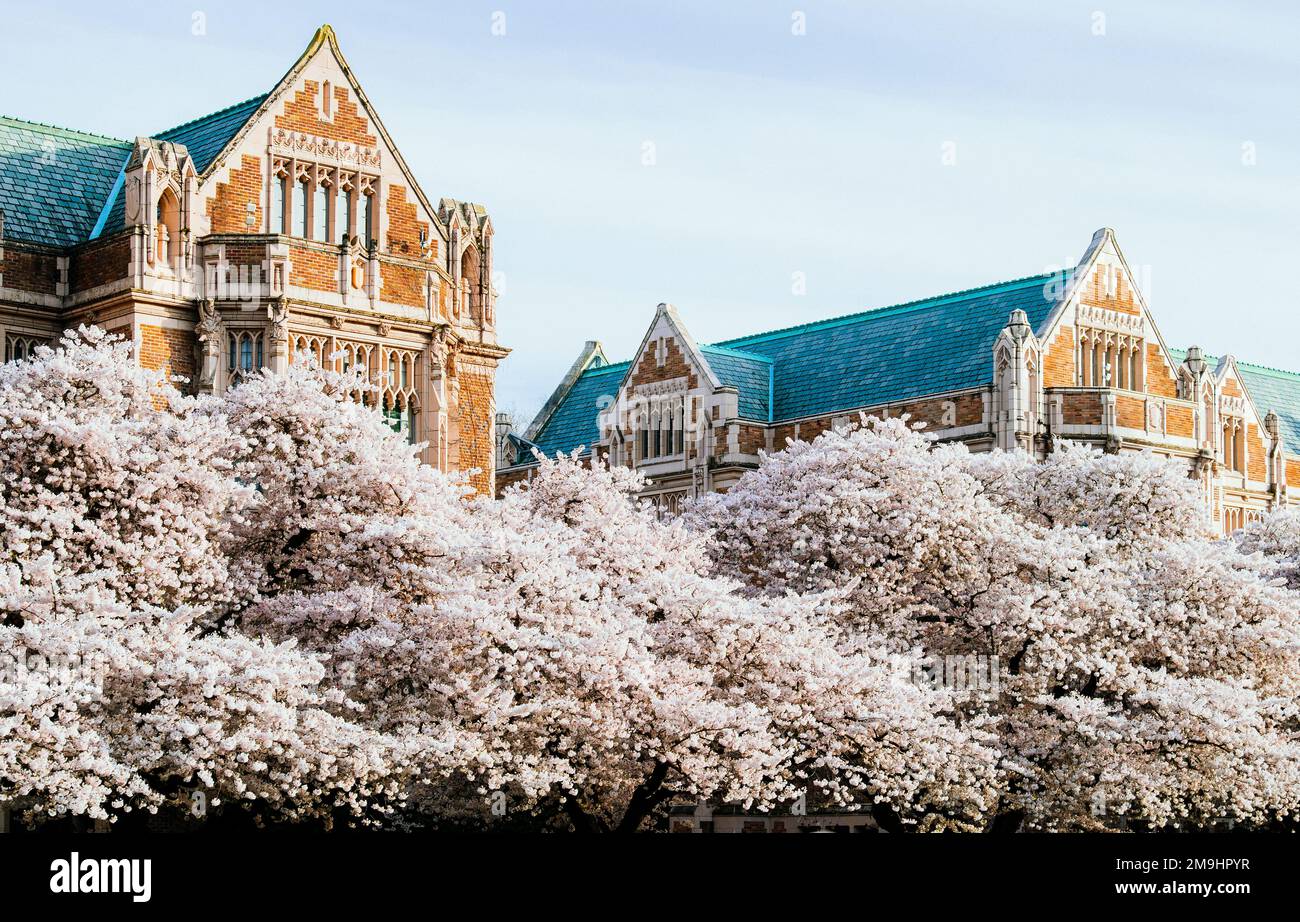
[457,362,497,495]
[1062,391,1102,426]
[1287,457,1300,486]
[1,246,59,294]
[223,241,266,270]
[380,260,424,308]
[385,184,431,257]
[139,324,196,385]
[1083,265,1141,315]
[1145,343,1178,398]
[289,245,337,292]
[630,337,698,390]
[737,423,765,455]
[772,393,982,447]
[1248,424,1266,481]
[1116,394,1145,430]
[1043,325,1075,387]
[1166,404,1194,438]
[208,155,264,234]
[496,465,534,495]
[275,82,376,146]
[69,234,129,292]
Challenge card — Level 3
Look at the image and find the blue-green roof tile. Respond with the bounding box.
[0,117,131,246]
[97,94,268,236]
[700,344,772,420]
[157,94,267,174]
[527,361,631,462]
[718,273,1063,420]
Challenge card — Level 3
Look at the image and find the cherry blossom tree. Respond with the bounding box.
[1235,508,1300,590]
[12,331,1294,834]
[0,327,245,613]
[0,332,409,827]
[693,416,1300,831]
[242,452,1000,832]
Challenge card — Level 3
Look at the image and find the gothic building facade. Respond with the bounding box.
[499,228,1300,534]
[0,25,506,494]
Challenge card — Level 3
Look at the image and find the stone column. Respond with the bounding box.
[267,298,290,374]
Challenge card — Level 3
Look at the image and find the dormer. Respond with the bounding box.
[123,137,199,274]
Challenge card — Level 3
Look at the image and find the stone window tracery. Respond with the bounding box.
[635,394,687,463]
[3,334,47,363]
[270,155,375,246]
[1078,327,1144,391]
[380,344,420,444]
[227,330,264,384]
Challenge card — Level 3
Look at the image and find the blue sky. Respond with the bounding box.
[4,0,1298,424]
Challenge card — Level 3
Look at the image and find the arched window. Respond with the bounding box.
[156,188,180,265]
[403,400,418,444]
[228,331,263,384]
[460,246,481,318]
[383,394,403,433]
[4,335,45,363]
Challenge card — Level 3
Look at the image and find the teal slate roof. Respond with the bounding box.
[0,117,131,246]
[521,273,1069,463]
[99,94,268,237]
[716,273,1065,420]
[157,95,267,174]
[1170,349,1300,448]
[524,361,631,463]
[700,344,772,420]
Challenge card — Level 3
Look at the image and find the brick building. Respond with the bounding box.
[499,228,1300,534]
[0,25,507,494]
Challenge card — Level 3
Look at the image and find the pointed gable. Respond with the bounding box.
[1036,227,1183,400]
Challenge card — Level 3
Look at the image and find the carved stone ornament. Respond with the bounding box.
[196,300,223,388]
[268,299,290,342]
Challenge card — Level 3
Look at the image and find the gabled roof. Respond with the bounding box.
[1169,348,1300,448]
[517,272,1069,464]
[0,116,131,246]
[7,25,442,247]
[156,95,268,175]
[718,272,1064,420]
[523,361,631,463]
